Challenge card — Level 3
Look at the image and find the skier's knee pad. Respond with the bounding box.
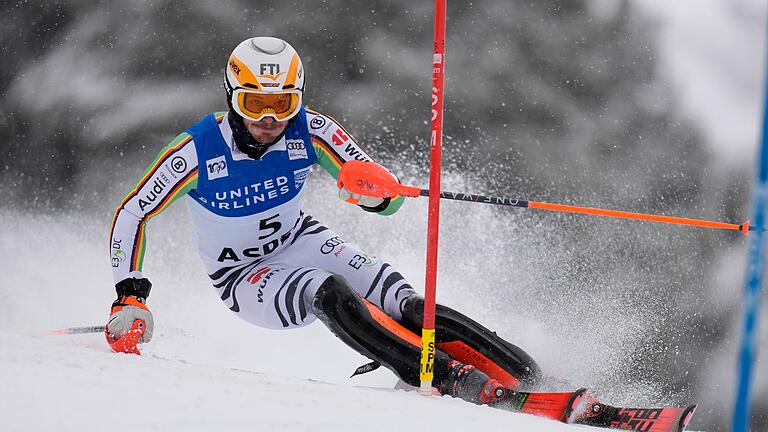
[401,295,541,388]
[312,276,426,385]
[311,276,354,321]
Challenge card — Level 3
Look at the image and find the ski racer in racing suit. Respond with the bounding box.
[106,36,540,408]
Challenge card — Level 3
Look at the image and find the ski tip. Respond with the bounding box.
[678,404,698,432]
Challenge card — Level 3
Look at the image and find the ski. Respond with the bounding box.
[394,380,585,422]
[573,399,698,432]
[501,387,587,422]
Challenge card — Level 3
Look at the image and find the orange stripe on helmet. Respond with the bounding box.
[283,52,301,89]
[228,54,262,90]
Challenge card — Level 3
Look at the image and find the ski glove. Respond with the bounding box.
[338,187,386,208]
[337,161,400,211]
[107,278,154,343]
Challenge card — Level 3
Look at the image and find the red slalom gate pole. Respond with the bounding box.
[419,0,447,396]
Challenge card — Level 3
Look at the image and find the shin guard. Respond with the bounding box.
[312,276,440,386]
[312,277,520,405]
[400,296,541,389]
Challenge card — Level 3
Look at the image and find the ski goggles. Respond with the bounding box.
[232,89,302,122]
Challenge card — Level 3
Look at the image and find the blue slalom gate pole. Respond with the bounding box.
[732,17,768,432]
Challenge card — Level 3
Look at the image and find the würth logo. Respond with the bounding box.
[247,267,271,285]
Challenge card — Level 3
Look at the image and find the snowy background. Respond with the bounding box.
[1,1,767,431]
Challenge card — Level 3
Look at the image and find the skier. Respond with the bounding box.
[106,36,540,409]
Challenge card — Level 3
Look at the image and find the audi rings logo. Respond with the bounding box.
[320,236,346,254]
[286,141,305,151]
[310,116,326,129]
[171,156,187,173]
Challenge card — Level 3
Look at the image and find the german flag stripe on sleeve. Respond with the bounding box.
[130,219,147,272]
[146,169,198,219]
[311,136,344,169]
[108,133,193,244]
[129,168,199,271]
[123,133,192,203]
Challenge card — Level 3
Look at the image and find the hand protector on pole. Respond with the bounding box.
[337,160,421,199]
[338,161,400,209]
[105,318,147,355]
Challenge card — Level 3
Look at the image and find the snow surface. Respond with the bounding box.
[1,330,597,432]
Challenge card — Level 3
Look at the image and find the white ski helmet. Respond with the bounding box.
[224,37,304,122]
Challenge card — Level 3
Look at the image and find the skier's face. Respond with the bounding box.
[243,116,288,144]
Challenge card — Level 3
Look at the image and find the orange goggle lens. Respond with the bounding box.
[234,90,301,121]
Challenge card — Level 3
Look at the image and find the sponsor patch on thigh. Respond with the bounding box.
[347,253,380,270]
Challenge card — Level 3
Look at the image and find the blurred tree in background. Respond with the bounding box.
[0,0,708,207]
[0,0,759,429]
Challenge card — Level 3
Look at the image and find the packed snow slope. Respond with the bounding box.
[2,330,598,432]
[0,169,717,430]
